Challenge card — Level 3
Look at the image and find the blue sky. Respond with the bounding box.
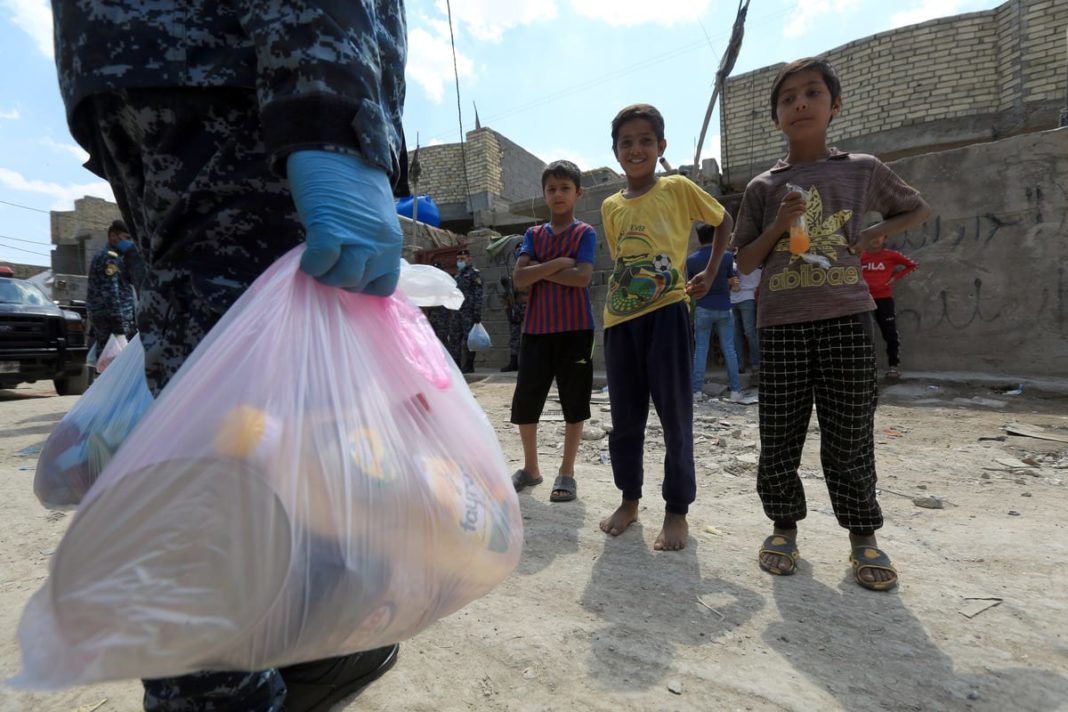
[0,0,1002,267]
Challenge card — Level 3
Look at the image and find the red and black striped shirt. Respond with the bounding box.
[521,221,597,334]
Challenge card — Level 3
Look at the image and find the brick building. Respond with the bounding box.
[50,196,123,276]
[409,127,548,232]
[720,0,1068,190]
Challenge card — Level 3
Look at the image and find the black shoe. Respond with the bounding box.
[499,357,518,372]
[280,644,399,712]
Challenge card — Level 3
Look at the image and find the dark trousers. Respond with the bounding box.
[756,314,882,536]
[873,297,900,367]
[604,302,695,515]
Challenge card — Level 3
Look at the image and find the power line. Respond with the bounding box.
[0,198,50,214]
[0,232,51,246]
[0,238,51,257]
[444,0,473,204]
[0,196,119,232]
[414,6,784,146]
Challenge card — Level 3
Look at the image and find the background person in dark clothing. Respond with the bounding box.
[86,220,145,355]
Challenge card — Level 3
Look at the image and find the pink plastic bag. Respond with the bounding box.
[15,247,522,688]
[95,333,128,373]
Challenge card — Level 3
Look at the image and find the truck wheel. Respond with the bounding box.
[54,367,90,396]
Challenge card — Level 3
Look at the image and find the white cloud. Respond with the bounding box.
[427,138,445,146]
[1,0,53,59]
[571,0,711,27]
[433,0,557,42]
[0,168,113,210]
[889,0,972,29]
[781,0,860,38]
[0,107,20,120]
[407,27,475,103]
[39,137,89,163]
[693,134,722,170]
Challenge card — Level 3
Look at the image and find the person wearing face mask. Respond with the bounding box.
[447,248,483,373]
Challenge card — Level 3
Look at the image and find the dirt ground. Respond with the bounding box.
[1,373,1067,712]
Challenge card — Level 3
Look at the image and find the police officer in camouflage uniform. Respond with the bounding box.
[86,219,145,355]
[448,248,483,373]
[499,241,526,372]
[51,1,408,710]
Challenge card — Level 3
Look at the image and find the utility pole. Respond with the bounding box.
[1061,27,1068,127]
[693,0,749,180]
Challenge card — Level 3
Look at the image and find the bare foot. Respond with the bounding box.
[849,533,898,589]
[653,512,689,551]
[599,500,639,536]
[759,526,798,574]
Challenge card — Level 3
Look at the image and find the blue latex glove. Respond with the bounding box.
[287,150,402,295]
[115,239,135,253]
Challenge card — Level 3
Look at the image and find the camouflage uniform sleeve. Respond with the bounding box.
[236,0,407,181]
[85,251,107,321]
[121,246,148,295]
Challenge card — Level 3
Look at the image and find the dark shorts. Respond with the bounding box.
[510,330,594,425]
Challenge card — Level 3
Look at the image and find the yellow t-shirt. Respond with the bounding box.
[601,175,725,328]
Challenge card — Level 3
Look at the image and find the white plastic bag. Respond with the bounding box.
[467,322,491,351]
[15,246,522,688]
[95,333,128,373]
[398,259,464,310]
[34,335,153,510]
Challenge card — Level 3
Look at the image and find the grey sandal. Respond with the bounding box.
[512,469,543,492]
[549,475,577,502]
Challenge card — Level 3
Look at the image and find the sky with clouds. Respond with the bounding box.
[0,0,1003,267]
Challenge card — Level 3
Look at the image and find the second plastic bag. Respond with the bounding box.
[467,322,492,351]
[95,333,128,373]
[34,334,153,510]
[16,247,522,688]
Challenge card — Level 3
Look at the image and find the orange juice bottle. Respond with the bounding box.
[789,223,810,255]
[785,183,809,255]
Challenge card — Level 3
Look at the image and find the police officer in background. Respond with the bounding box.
[86,220,145,355]
[449,248,483,373]
[499,241,525,372]
[50,0,408,709]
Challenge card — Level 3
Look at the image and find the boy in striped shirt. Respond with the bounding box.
[509,160,597,503]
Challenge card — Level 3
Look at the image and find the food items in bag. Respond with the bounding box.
[34,334,153,510]
[13,247,523,689]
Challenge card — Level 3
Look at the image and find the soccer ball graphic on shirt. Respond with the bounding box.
[651,253,672,273]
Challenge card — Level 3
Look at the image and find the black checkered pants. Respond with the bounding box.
[756,313,882,536]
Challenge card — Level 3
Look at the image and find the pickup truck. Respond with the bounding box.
[0,274,90,395]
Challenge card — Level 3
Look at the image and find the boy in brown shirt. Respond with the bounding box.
[733,57,931,590]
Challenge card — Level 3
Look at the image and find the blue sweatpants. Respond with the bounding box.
[604,301,695,515]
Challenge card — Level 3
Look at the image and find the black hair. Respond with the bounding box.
[107,219,128,236]
[770,57,842,123]
[696,223,715,245]
[541,160,582,189]
[611,104,665,151]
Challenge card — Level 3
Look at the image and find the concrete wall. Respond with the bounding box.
[721,0,1068,190]
[497,132,547,201]
[881,127,1068,377]
[410,127,548,227]
[0,261,47,279]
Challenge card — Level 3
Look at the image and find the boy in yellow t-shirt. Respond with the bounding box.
[599,103,733,551]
